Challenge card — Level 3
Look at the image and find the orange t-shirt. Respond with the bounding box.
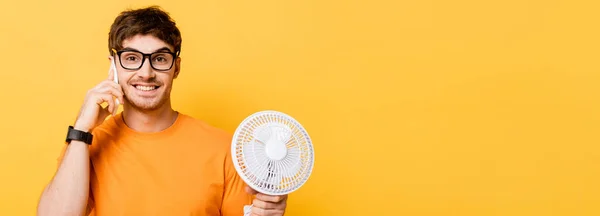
[59,112,252,216]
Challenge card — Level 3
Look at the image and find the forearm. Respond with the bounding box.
[37,141,90,216]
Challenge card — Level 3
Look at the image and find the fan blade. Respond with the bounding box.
[242,142,252,157]
[280,145,302,177]
[267,172,282,188]
[243,141,267,176]
[253,124,271,143]
[265,161,283,188]
[241,143,256,175]
[271,124,292,143]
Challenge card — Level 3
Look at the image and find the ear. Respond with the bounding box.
[173,57,181,79]
[107,56,116,69]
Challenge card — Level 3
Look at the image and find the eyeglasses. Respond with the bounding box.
[111,48,178,71]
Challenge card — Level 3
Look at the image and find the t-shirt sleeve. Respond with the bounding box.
[221,145,253,216]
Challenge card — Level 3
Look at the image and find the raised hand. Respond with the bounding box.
[73,64,124,132]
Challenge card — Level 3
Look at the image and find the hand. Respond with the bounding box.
[73,65,124,132]
[246,186,288,216]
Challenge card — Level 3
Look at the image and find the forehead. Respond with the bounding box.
[121,34,174,53]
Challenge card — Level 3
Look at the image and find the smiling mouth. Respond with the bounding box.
[133,85,160,91]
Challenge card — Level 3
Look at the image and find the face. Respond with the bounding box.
[111,34,180,111]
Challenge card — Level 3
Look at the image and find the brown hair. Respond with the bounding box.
[108,6,182,55]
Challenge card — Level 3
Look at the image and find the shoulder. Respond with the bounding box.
[178,113,232,140]
[176,113,234,151]
[180,113,231,134]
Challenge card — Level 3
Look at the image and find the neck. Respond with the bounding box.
[121,101,178,133]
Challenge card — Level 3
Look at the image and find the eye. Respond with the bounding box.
[152,54,170,63]
[122,54,140,62]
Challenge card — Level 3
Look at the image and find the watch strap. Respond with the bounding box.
[66,126,93,145]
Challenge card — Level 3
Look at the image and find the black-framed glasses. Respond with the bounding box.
[111,48,178,71]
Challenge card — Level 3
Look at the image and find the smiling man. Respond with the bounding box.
[37,6,288,216]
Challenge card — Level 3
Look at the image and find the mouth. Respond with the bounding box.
[132,84,160,92]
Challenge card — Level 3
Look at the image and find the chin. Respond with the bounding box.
[127,97,166,111]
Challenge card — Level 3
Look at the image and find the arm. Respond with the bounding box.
[37,67,124,216]
[221,148,254,216]
[37,140,90,216]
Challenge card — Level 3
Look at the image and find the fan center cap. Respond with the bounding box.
[265,139,287,161]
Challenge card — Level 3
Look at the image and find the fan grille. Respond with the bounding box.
[232,111,314,195]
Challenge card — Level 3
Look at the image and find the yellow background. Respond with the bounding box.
[1,0,599,215]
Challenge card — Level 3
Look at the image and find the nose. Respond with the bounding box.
[136,57,156,80]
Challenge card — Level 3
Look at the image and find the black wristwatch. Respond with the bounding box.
[65,126,93,145]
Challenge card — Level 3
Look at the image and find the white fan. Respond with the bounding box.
[231,110,315,215]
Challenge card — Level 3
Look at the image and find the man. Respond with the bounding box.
[37,6,288,216]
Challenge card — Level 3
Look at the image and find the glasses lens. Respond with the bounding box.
[150,52,174,70]
[120,51,143,69]
[118,51,175,70]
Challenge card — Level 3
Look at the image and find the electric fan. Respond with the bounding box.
[231,110,315,215]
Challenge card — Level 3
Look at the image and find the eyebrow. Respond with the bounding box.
[121,47,173,53]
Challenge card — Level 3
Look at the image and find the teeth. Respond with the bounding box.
[135,85,157,91]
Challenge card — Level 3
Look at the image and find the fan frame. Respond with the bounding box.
[231,110,315,196]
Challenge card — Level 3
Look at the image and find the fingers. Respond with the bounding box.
[91,82,123,114]
[93,81,124,105]
[105,83,124,105]
[245,185,287,203]
[74,68,123,131]
[246,185,288,216]
[82,79,124,121]
[246,186,286,203]
[252,199,283,209]
[94,93,115,114]
[255,193,287,203]
[250,206,285,216]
